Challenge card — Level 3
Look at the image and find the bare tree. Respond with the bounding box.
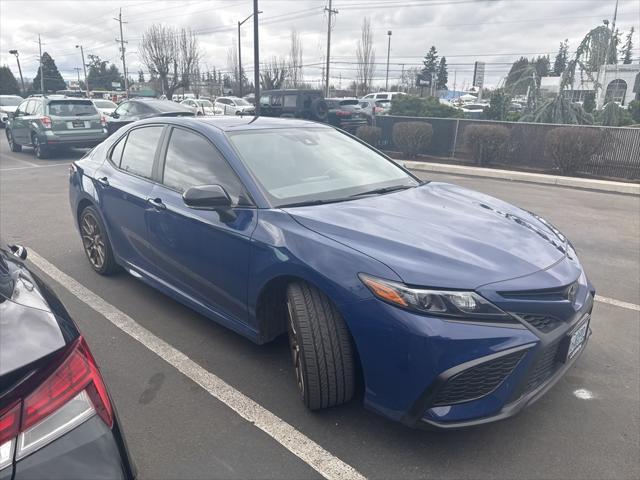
[260,56,288,90]
[356,18,376,94]
[140,24,200,99]
[288,29,303,87]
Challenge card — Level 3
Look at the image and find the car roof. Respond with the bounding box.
[128,98,193,112]
[135,115,331,132]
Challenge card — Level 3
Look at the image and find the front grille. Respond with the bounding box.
[431,350,526,407]
[525,342,563,392]
[498,282,578,301]
[517,313,564,333]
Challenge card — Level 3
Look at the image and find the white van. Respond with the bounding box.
[360,91,406,101]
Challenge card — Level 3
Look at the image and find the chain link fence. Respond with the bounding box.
[373,116,640,181]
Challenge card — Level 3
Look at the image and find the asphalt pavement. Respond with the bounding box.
[1,139,638,480]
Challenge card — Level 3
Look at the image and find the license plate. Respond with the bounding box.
[567,318,589,360]
[72,120,86,128]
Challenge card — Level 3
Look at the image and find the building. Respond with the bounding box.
[595,64,640,108]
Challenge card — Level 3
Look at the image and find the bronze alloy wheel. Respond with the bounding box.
[81,211,106,270]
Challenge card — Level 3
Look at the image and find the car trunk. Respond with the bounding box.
[47,100,103,136]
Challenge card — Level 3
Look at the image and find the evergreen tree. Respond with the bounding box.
[505,57,531,94]
[421,46,438,89]
[534,55,551,77]
[553,40,569,76]
[32,52,66,93]
[620,27,635,64]
[436,56,448,90]
[138,70,145,83]
[483,89,510,121]
[86,54,124,90]
[0,66,20,95]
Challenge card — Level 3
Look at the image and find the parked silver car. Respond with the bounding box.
[180,98,221,116]
[0,95,23,127]
[214,96,255,115]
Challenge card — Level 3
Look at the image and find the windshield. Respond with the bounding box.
[0,96,23,106]
[228,128,418,207]
[197,100,213,107]
[94,100,117,108]
[48,100,98,116]
[234,98,251,106]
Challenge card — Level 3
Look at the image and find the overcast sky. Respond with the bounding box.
[1,0,638,90]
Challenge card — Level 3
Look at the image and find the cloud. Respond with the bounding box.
[1,0,638,90]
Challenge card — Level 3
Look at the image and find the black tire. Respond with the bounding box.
[286,282,355,410]
[79,206,119,275]
[6,129,22,152]
[310,98,329,122]
[32,134,50,159]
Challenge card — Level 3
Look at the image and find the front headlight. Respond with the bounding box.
[359,273,513,322]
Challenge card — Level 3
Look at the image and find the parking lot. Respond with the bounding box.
[1,139,638,480]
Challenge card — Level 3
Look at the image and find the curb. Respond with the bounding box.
[403,161,640,196]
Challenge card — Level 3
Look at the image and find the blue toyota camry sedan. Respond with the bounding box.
[68,116,593,428]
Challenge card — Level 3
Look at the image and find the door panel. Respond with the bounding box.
[144,126,257,324]
[95,126,164,270]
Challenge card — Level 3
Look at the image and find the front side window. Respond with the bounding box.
[114,102,130,117]
[15,100,30,116]
[227,128,417,207]
[119,126,164,179]
[162,128,247,205]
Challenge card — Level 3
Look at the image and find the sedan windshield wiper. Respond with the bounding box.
[279,198,352,208]
[350,184,414,198]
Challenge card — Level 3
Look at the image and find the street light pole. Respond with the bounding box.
[253,0,261,116]
[238,11,262,98]
[76,45,89,97]
[8,50,25,94]
[385,30,392,91]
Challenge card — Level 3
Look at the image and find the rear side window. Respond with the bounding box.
[162,128,246,205]
[376,94,388,99]
[284,95,297,107]
[110,136,126,166]
[48,101,98,116]
[120,126,164,179]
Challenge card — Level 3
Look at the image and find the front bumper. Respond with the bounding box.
[342,259,593,428]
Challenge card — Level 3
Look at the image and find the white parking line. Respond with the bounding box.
[27,250,366,480]
[595,295,640,312]
[0,163,70,172]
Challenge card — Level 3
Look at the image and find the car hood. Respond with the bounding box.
[285,182,569,289]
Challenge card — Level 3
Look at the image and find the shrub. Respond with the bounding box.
[464,124,511,166]
[389,95,463,119]
[600,101,633,126]
[629,100,640,124]
[355,125,382,147]
[392,121,433,158]
[545,127,603,175]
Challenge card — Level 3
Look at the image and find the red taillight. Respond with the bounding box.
[40,116,52,129]
[0,403,20,445]
[22,337,113,430]
[336,110,351,117]
[374,107,383,113]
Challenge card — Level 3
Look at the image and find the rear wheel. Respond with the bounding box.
[32,134,50,159]
[286,282,355,410]
[79,206,118,275]
[6,129,22,152]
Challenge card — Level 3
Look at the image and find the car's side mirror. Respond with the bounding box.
[182,184,236,222]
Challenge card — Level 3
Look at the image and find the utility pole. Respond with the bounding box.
[114,8,129,97]
[253,0,261,116]
[38,35,44,94]
[74,67,82,86]
[8,50,25,94]
[385,30,392,90]
[76,45,89,97]
[238,11,261,98]
[324,0,338,97]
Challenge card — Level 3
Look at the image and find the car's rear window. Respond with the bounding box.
[0,96,23,106]
[339,100,360,106]
[94,100,117,108]
[48,100,98,117]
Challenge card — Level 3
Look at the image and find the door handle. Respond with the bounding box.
[147,197,166,210]
[96,176,109,187]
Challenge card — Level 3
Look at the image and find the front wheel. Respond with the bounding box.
[286,282,355,410]
[6,129,22,152]
[79,206,118,275]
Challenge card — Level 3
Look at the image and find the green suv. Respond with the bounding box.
[6,96,108,158]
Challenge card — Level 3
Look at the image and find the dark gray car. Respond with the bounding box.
[6,97,107,158]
